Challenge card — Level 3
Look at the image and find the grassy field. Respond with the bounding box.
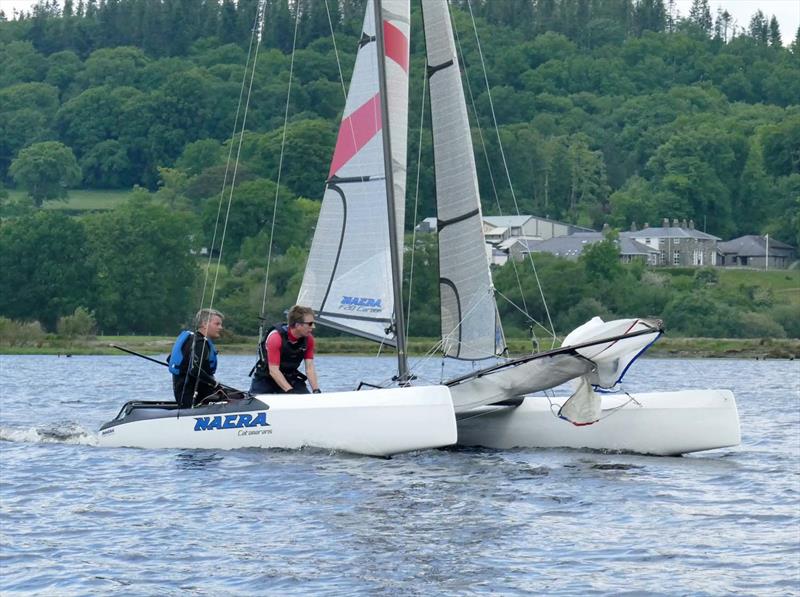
[716,268,800,305]
[8,188,133,211]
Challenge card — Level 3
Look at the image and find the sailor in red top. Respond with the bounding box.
[249,305,321,394]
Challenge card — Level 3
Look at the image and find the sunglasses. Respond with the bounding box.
[300,321,316,327]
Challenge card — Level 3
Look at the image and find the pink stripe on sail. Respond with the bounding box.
[328,93,381,177]
[384,20,409,72]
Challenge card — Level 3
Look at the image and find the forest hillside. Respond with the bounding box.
[1,0,798,342]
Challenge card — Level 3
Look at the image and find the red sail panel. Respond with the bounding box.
[328,93,382,178]
[384,20,409,73]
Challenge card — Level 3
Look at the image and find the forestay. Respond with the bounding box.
[298,0,410,344]
[422,0,504,360]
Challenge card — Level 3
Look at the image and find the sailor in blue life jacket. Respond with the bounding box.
[168,308,225,408]
[249,305,321,395]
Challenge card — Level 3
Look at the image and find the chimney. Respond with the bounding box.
[689,219,695,229]
[662,218,669,228]
[672,218,680,228]
[630,221,638,232]
[681,218,688,229]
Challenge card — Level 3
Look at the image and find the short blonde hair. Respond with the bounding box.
[194,308,224,329]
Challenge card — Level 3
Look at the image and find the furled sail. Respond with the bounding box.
[298,0,410,344]
[422,0,504,360]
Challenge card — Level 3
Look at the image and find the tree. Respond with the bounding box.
[9,141,81,206]
[0,82,60,177]
[768,16,782,48]
[0,211,96,329]
[85,192,198,334]
[580,232,623,284]
[687,0,712,36]
[201,178,313,266]
[747,10,769,44]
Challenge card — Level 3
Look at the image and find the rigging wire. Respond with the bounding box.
[405,59,429,340]
[450,2,550,346]
[464,0,558,346]
[258,2,302,324]
[184,0,265,404]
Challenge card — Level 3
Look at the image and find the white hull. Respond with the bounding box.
[456,389,740,456]
[99,385,457,457]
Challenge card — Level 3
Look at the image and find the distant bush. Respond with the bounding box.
[770,305,800,338]
[736,312,786,339]
[56,307,97,338]
[0,317,46,346]
[559,298,613,333]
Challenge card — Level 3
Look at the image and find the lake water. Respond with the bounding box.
[1,354,798,595]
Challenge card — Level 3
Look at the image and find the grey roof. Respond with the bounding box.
[621,226,720,241]
[484,215,533,228]
[484,215,595,233]
[718,235,795,256]
[524,232,656,257]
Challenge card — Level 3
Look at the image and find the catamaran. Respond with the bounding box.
[99,0,739,456]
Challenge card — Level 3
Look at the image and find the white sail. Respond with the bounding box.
[298,0,410,344]
[422,0,504,360]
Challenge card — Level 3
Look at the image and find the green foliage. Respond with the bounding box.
[201,178,317,266]
[1,0,798,342]
[0,317,46,346]
[0,211,95,329]
[56,306,97,337]
[693,267,719,287]
[770,305,800,338]
[84,192,198,333]
[9,141,81,205]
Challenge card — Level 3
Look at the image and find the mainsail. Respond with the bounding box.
[298,0,410,345]
[422,0,504,360]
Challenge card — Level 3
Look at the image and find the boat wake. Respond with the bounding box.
[0,422,98,446]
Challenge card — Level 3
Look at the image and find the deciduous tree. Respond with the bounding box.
[9,141,81,205]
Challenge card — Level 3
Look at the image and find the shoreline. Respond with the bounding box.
[1,336,797,360]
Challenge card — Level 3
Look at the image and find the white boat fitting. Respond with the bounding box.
[456,389,740,456]
[98,385,457,457]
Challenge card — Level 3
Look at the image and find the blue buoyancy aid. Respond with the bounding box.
[168,330,218,375]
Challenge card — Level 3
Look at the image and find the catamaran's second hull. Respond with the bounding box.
[99,385,457,457]
[456,389,739,456]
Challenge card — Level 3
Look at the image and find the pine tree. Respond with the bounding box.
[768,15,782,48]
[688,0,711,36]
[748,10,768,44]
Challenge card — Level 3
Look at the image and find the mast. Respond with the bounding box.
[373,0,410,382]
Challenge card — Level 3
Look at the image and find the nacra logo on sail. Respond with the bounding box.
[193,412,269,431]
[339,296,382,312]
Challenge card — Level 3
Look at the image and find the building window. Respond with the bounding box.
[674,238,680,245]
[673,250,680,265]
[660,251,666,265]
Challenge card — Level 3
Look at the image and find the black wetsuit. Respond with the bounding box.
[249,325,309,394]
[171,332,219,408]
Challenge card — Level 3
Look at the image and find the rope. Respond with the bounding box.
[259,2,302,321]
[185,1,265,405]
[405,60,429,339]
[464,0,557,344]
